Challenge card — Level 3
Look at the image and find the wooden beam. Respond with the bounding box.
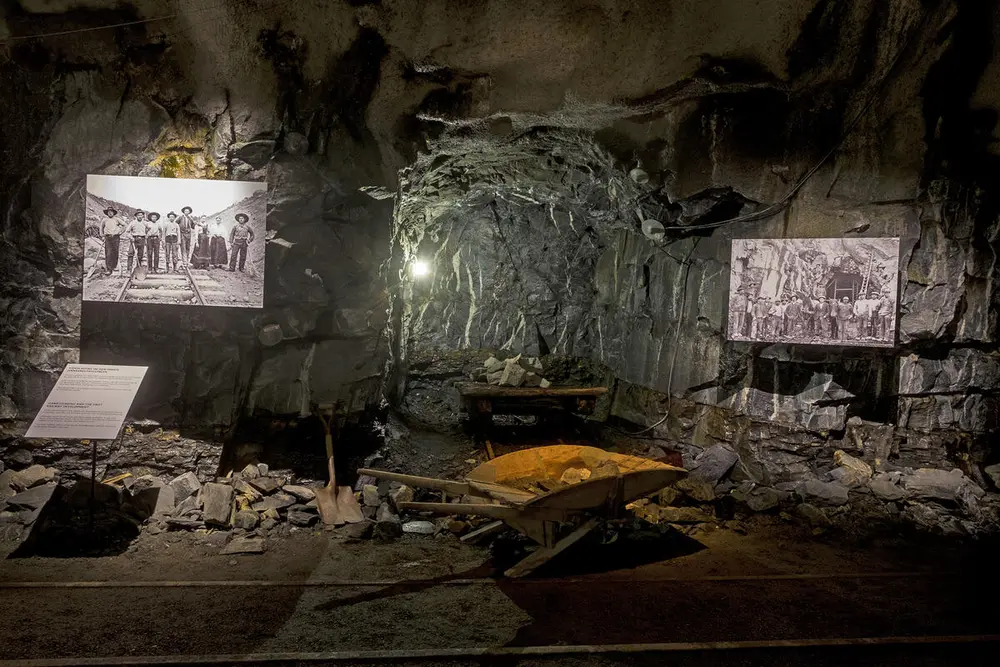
[356,469,470,496]
[396,501,574,522]
[357,468,536,504]
[504,517,600,578]
[459,519,505,543]
[455,383,609,398]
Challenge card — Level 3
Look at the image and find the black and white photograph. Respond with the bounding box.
[83,175,266,308]
[728,237,900,347]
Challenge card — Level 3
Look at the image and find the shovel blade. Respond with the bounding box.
[336,486,365,524]
[316,486,344,526]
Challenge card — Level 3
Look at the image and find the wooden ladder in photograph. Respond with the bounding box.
[860,251,874,297]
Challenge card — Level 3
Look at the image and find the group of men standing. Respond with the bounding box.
[98,206,255,276]
[731,291,895,342]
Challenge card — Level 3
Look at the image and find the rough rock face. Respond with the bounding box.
[388,0,1000,449]
[1,2,394,429]
[1,0,999,535]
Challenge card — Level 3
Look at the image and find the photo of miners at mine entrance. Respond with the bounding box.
[82,175,265,308]
[728,238,900,348]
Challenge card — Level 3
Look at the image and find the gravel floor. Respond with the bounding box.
[0,521,997,663]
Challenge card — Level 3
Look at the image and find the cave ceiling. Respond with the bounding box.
[1,0,999,433]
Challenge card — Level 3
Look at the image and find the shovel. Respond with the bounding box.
[316,406,364,525]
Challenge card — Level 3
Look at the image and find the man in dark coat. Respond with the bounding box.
[877,291,895,339]
[751,297,769,339]
[813,297,832,338]
[785,296,803,336]
[835,296,854,341]
[228,213,255,272]
[99,207,124,275]
[178,205,195,265]
[730,288,748,338]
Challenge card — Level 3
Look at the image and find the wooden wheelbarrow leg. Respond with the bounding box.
[504,517,601,578]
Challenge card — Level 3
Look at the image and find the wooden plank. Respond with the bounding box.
[357,469,535,503]
[128,280,188,288]
[459,519,505,543]
[126,289,195,300]
[131,275,189,282]
[455,383,608,398]
[396,502,574,522]
[526,475,619,512]
[504,517,600,578]
[466,481,536,504]
[357,468,471,496]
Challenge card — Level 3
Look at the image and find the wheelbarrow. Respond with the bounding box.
[359,444,687,577]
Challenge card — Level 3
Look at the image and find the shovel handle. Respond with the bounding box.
[326,434,336,487]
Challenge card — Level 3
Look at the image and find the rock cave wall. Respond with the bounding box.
[385,0,1000,528]
[0,0,998,528]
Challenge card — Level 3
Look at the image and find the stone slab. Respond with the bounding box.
[200,482,234,527]
[5,483,57,511]
[221,537,266,555]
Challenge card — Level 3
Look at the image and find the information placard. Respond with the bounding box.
[25,364,148,440]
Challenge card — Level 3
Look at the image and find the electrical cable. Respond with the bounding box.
[658,6,930,235]
[0,0,235,44]
[618,8,931,437]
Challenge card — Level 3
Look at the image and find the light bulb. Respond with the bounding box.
[411,260,430,278]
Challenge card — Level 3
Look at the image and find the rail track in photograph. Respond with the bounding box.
[114,264,222,305]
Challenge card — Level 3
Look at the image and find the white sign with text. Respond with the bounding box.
[25,364,148,440]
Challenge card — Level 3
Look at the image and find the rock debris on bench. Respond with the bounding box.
[474,354,551,388]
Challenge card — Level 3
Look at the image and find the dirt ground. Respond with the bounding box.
[201,264,264,307]
[1,518,998,665]
[82,269,127,301]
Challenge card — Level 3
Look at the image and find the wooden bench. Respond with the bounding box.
[455,383,609,427]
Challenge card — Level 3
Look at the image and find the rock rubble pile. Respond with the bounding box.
[472,355,551,388]
[624,442,1000,538]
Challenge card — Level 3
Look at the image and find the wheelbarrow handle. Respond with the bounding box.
[357,468,469,495]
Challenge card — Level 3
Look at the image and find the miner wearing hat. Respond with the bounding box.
[877,290,895,339]
[813,297,832,339]
[178,205,195,266]
[145,212,163,273]
[164,211,181,272]
[228,213,254,272]
[124,210,147,267]
[99,207,125,275]
[835,296,854,341]
[730,288,748,338]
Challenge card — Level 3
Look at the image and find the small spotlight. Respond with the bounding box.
[410,260,430,278]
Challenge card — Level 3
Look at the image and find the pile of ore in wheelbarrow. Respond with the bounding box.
[357,445,689,576]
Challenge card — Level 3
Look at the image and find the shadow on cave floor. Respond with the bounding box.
[313,520,704,613]
[8,485,139,559]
